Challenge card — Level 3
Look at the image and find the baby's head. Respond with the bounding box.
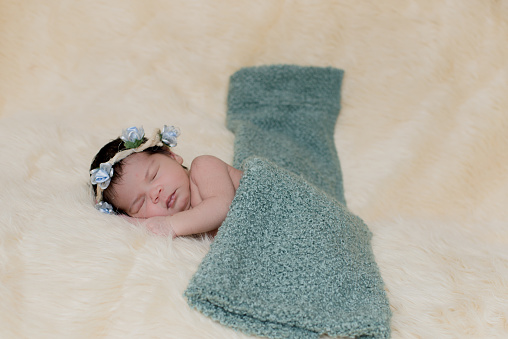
[89,126,183,217]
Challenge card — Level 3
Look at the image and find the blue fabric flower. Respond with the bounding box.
[120,126,145,148]
[90,162,114,189]
[95,201,114,214]
[160,125,180,147]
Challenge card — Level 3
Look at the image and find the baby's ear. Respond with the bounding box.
[169,151,184,165]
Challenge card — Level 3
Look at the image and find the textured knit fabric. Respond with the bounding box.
[185,65,391,339]
[227,65,346,205]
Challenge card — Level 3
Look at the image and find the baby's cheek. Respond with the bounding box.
[144,204,170,218]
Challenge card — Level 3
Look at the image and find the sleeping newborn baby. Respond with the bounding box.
[90,126,242,238]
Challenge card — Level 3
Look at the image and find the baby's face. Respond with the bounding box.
[112,152,191,218]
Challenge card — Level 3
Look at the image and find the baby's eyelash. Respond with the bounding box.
[152,166,159,180]
[133,197,144,214]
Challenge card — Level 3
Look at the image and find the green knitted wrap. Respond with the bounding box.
[185,65,391,339]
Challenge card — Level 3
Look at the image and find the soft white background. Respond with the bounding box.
[1,1,507,338]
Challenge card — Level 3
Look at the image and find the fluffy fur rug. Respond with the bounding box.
[1,1,507,338]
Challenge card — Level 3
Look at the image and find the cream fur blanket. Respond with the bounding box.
[1,1,507,338]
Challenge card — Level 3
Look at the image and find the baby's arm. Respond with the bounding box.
[148,155,239,237]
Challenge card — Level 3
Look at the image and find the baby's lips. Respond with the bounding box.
[166,192,176,209]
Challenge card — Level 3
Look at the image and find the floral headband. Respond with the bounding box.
[90,125,180,214]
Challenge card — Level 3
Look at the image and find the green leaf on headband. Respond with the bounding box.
[124,139,143,149]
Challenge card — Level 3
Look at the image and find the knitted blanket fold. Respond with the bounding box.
[184,65,391,339]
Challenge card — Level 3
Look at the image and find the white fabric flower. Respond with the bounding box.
[95,201,114,214]
[120,126,145,148]
[90,162,114,189]
[160,125,180,147]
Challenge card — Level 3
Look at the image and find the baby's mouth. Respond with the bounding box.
[166,192,176,209]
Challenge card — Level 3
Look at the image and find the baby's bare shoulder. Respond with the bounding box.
[189,155,229,178]
[191,155,227,169]
[191,156,242,190]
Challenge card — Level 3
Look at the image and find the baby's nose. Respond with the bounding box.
[150,186,162,203]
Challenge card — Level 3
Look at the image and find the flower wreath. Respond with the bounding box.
[90,125,180,214]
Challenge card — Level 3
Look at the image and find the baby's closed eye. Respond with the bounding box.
[151,166,159,181]
[131,197,145,215]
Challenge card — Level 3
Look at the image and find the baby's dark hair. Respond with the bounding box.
[89,137,172,214]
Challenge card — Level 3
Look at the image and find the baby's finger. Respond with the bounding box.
[149,224,168,237]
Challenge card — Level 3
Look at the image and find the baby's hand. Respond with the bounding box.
[145,216,175,238]
[121,215,175,238]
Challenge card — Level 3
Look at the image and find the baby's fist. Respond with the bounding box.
[145,216,175,238]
